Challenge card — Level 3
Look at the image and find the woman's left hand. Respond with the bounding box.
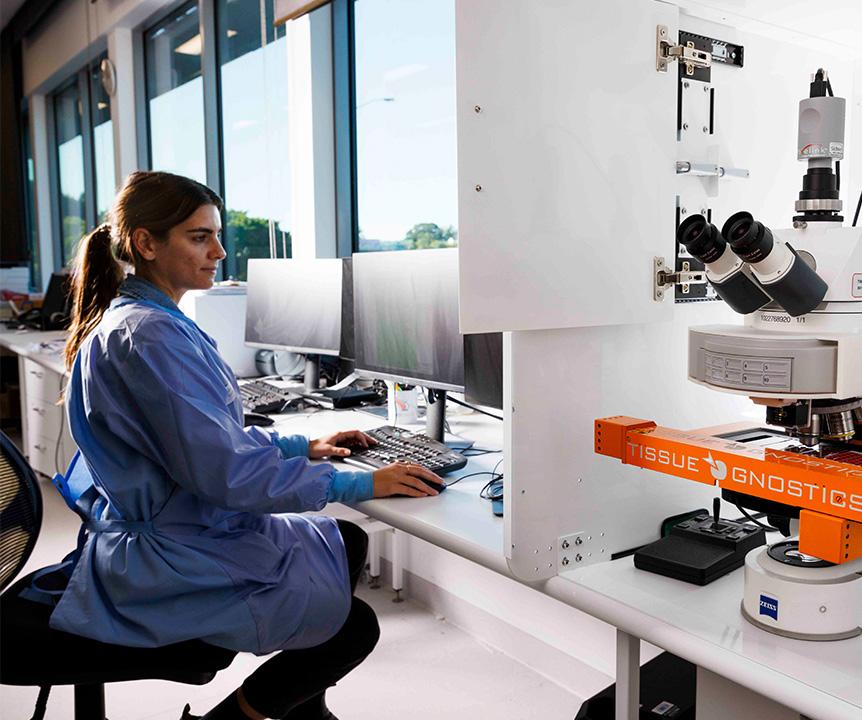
[308,430,377,459]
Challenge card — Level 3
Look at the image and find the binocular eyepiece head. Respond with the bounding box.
[675,211,828,317]
[676,214,771,315]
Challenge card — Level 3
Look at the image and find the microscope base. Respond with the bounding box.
[741,544,862,641]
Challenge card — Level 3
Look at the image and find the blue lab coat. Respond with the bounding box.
[50,275,372,654]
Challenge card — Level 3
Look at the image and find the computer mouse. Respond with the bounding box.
[243,412,275,427]
[423,479,447,494]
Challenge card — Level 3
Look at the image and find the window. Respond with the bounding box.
[53,77,87,265]
[21,101,41,290]
[353,0,458,252]
[144,2,207,183]
[216,0,292,280]
[90,62,116,224]
[49,53,117,267]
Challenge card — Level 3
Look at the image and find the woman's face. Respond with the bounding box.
[135,204,225,302]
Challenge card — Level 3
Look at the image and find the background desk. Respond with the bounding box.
[272,406,862,720]
[0,327,72,477]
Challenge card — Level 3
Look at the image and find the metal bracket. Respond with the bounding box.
[654,257,707,301]
[676,161,750,179]
[657,25,712,74]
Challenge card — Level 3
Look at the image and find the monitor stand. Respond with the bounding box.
[304,354,320,392]
[425,389,447,442]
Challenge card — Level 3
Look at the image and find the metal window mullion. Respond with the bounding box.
[80,68,97,232]
[332,0,358,257]
[133,28,150,170]
[199,0,229,278]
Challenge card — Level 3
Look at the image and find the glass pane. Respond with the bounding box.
[90,56,116,223]
[54,79,87,265]
[145,2,207,183]
[217,0,292,281]
[354,0,458,252]
[22,104,41,290]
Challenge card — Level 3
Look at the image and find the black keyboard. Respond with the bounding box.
[343,426,467,475]
[239,379,296,414]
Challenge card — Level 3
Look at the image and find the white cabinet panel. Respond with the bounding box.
[457,0,678,333]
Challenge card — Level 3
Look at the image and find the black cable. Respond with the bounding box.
[445,395,503,421]
[461,448,502,457]
[835,160,840,191]
[445,470,500,488]
[735,504,780,532]
[853,187,862,227]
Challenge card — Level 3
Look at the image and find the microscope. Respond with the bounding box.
[596,69,862,641]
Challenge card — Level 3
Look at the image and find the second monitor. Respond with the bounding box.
[353,247,463,440]
[245,258,344,390]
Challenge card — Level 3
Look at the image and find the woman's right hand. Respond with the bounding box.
[373,462,442,498]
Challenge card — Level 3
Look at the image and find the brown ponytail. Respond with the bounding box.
[63,171,223,370]
[64,224,124,370]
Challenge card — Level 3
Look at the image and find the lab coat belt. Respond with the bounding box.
[86,519,155,533]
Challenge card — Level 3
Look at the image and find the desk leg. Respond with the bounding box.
[616,629,640,720]
[368,529,381,589]
[392,529,404,602]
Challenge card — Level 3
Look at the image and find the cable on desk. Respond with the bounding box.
[461,448,502,457]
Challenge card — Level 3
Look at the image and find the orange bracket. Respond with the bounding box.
[595,416,862,564]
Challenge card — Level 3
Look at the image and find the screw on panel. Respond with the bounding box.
[700,208,707,215]
[660,27,667,37]
[475,184,482,192]
[683,81,690,88]
[575,554,583,562]
[702,126,709,133]
[575,537,583,545]
[704,85,710,93]
[820,606,827,613]
[680,207,688,215]
[682,123,689,130]
[561,557,570,566]
[474,105,482,113]
[562,539,570,549]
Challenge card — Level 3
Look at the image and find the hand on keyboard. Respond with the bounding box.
[309,430,377,459]
[372,462,443,497]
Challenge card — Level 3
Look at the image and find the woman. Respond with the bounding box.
[53,171,443,720]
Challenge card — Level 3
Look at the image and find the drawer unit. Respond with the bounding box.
[22,358,63,404]
[28,433,59,478]
[26,397,64,442]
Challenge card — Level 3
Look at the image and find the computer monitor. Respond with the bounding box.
[245,258,344,390]
[464,332,503,411]
[41,272,72,330]
[353,248,464,439]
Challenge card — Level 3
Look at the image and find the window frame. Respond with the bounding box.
[331,0,358,258]
[47,69,98,269]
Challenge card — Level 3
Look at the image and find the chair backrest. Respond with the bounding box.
[0,431,43,592]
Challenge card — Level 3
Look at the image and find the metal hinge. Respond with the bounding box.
[656,25,712,74]
[654,257,707,300]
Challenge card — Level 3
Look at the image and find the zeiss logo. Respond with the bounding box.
[759,594,779,621]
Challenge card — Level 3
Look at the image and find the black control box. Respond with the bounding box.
[634,513,766,585]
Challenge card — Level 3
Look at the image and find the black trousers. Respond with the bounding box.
[241,520,380,719]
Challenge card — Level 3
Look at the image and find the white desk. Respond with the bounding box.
[270,405,862,720]
[0,327,73,476]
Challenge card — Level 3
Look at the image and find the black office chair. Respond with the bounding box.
[0,432,237,720]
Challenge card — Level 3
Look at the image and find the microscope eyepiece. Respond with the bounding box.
[678,214,726,264]
[720,211,827,316]
[675,214,770,315]
[722,212,774,264]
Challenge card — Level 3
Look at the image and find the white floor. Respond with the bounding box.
[1,478,582,720]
